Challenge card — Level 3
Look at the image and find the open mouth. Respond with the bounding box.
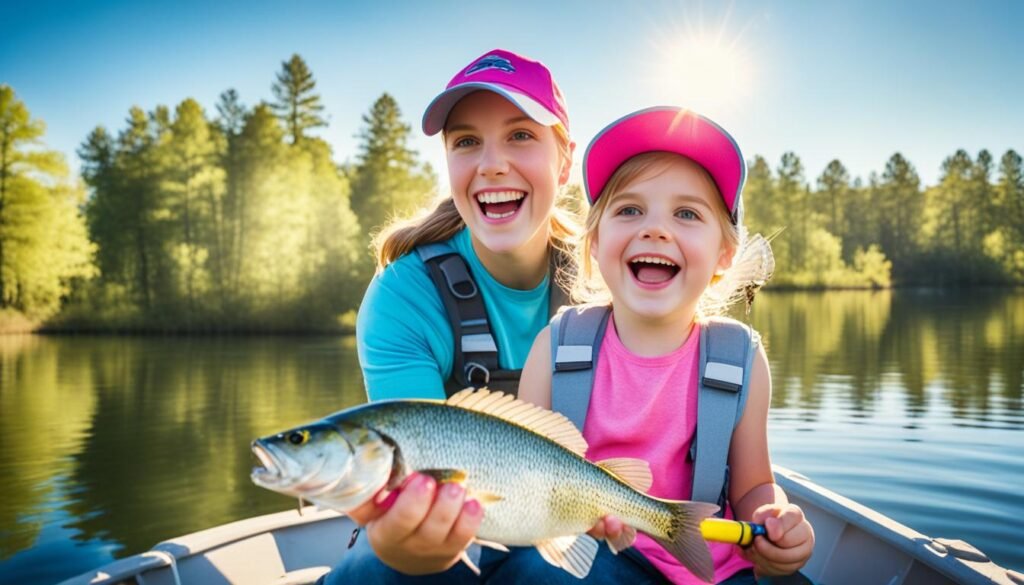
[251,442,281,482]
[476,190,526,221]
[628,255,681,285]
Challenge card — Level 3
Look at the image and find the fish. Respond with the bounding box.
[251,388,717,581]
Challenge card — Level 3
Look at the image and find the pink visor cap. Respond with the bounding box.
[422,49,569,136]
[583,107,746,224]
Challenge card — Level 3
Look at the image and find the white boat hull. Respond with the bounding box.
[60,466,1022,585]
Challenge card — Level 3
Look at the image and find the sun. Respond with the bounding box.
[647,28,755,115]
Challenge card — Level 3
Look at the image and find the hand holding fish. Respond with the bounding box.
[361,473,485,575]
[741,503,814,577]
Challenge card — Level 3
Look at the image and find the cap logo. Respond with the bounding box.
[465,55,516,76]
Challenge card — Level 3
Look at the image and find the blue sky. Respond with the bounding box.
[2,0,1022,189]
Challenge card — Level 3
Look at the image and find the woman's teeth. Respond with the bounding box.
[476,191,526,219]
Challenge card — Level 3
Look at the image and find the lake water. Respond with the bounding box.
[1,290,1021,584]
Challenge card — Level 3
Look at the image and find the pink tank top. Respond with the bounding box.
[582,317,752,584]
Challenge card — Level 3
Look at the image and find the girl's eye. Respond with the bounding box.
[616,206,642,217]
[676,209,698,220]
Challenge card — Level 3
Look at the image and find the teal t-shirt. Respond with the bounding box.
[356,227,551,401]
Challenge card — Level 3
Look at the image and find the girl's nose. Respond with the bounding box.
[639,221,671,241]
[478,144,509,177]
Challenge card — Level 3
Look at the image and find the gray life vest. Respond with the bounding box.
[549,305,758,514]
[417,242,569,397]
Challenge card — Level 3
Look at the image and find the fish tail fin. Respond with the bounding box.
[651,501,719,583]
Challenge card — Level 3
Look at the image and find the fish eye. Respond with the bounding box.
[287,430,310,446]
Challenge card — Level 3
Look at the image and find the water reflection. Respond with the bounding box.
[748,289,1023,422]
[0,336,365,583]
[1,290,1022,583]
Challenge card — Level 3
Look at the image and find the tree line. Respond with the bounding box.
[0,54,1021,330]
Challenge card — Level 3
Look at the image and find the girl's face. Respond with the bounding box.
[593,156,734,324]
[445,91,570,258]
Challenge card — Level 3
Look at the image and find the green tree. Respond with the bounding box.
[271,54,326,145]
[816,160,851,242]
[350,93,436,234]
[0,85,95,318]
[877,153,922,272]
[163,99,226,315]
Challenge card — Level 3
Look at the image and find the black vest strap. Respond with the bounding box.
[417,242,568,397]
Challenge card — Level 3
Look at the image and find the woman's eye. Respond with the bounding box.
[510,130,533,141]
[452,136,477,149]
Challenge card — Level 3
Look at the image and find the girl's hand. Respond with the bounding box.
[742,503,814,577]
[348,473,484,575]
[587,515,624,541]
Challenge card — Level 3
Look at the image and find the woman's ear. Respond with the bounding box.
[559,141,577,186]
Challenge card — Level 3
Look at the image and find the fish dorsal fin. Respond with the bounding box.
[596,457,653,493]
[533,534,599,578]
[447,388,588,456]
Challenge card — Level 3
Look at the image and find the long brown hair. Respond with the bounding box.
[372,124,581,292]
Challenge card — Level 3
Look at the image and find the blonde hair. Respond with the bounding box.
[373,124,581,291]
[574,151,769,318]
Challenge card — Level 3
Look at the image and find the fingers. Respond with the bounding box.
[414,481,468,544]
[744,504,815,577]
[372,474,437,541]
[446,498,484,548]
[586,515,623,540]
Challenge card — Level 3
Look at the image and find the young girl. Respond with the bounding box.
[322,49,582,583]
[519,107,815,584]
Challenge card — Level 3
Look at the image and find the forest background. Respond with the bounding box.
[2,51,1023,333]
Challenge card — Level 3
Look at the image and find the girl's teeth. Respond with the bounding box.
[476,191,525,204]
[631,256,678,267]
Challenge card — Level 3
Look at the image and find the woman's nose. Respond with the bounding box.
[477,144,509,177]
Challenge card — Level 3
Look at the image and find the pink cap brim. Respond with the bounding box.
[583,107,745,221]
[421,83,561,136]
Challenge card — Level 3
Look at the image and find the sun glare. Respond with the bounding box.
[649,27,755,115]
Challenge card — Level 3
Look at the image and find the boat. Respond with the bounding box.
[59,466,1022,585]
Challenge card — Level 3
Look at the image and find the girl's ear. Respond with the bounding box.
[558,141,576,186]
[717,242,737,274]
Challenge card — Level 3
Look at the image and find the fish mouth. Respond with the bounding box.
[251,441,282,484]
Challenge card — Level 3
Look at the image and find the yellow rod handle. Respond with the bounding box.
[700,518,766,546]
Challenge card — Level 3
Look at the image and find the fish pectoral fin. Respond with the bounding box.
[473,537,510,552]
[466,489,504,506]
[595,457,653,493]
[417,468,468,484]
[533,534,599,579]
[458,549,481,576]
[606,524,637,555]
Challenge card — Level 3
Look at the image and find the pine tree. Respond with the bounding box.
[350,93,435,234]
[271,54,327,144]
[816,160,851,240]
[878,153,921,271]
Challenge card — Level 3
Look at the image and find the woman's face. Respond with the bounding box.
[593,156,734,324]
[444,91,570,257]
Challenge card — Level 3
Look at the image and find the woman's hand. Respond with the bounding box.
[347,473,484,575]
[742,503,814,577]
